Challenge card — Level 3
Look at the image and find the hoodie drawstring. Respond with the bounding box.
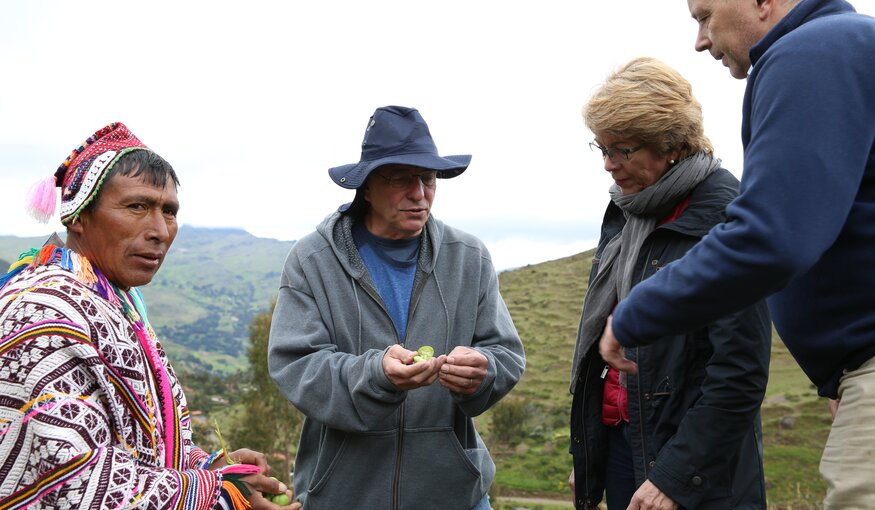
[350,275,363,355]
[432,271,451,357]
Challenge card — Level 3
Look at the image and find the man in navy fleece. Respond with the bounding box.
[598,0,875,508]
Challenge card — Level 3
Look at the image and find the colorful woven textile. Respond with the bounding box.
[0,246,247,509]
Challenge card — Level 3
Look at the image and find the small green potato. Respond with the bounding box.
[271,493,291,506]
[414,345,434,362]
[263,477,290,506]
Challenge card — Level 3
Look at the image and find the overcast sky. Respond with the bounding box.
[2,1,873,270]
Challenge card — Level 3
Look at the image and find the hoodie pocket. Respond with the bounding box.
[306,429,397,508]
[398,429,494,509]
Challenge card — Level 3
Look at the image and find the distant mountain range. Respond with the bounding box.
[0,226,295,374]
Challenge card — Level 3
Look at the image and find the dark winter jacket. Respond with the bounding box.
[570,169,771,509]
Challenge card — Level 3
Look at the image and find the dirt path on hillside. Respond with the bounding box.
[494,495,577,508]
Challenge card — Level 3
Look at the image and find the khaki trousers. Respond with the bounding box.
[821,355,875,509]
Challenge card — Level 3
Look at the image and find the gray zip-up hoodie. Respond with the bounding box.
[268,212,526,510]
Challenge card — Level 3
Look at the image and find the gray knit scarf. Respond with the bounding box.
[569,152,721,391]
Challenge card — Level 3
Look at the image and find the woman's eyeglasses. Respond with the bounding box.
[589,141,644,162]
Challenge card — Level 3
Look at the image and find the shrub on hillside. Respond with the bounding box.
[491,398,527,445]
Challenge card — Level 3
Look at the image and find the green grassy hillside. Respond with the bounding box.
[139,226,294,373]
[476,252,590,497]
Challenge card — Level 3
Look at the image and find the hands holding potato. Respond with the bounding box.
[208,449,300,509]
[241,474,300,509]
[383,343,488,394]
[383,344,447,390]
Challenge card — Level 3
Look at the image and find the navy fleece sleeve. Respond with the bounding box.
[612,24,875,347]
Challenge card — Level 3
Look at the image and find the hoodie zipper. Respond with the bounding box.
[393,403,405,510]
[351,236,433,510]
[355,277,405,510]
[392,267,432,510]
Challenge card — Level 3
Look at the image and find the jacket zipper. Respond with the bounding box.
[580,249,613,507]
[634,244,655,479]
[634,346,648,479]
[580,356,595,507]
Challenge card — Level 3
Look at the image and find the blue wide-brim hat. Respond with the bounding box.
[329,105,471,189]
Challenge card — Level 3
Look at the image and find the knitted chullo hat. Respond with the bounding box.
[26,122,150,225]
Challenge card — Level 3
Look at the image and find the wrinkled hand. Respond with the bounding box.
[382,344,447,390]
[829,398,840,421]
[568,469,599,509]
[568,468,575,494]
[208,448,270,471]
[439,346,487,394]
[599,316,638,374]
[627,480,678,510]
[240,473,301,509]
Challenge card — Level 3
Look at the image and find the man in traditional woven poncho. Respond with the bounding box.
[0,123,300,509]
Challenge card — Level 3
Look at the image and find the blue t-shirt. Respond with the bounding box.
[353,222,420,340]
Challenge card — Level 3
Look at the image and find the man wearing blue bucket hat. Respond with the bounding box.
[268,106,526,510]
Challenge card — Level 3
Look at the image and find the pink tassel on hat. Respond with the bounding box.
[25,175,58,223]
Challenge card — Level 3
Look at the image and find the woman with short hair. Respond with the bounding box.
[568,57,770,510]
